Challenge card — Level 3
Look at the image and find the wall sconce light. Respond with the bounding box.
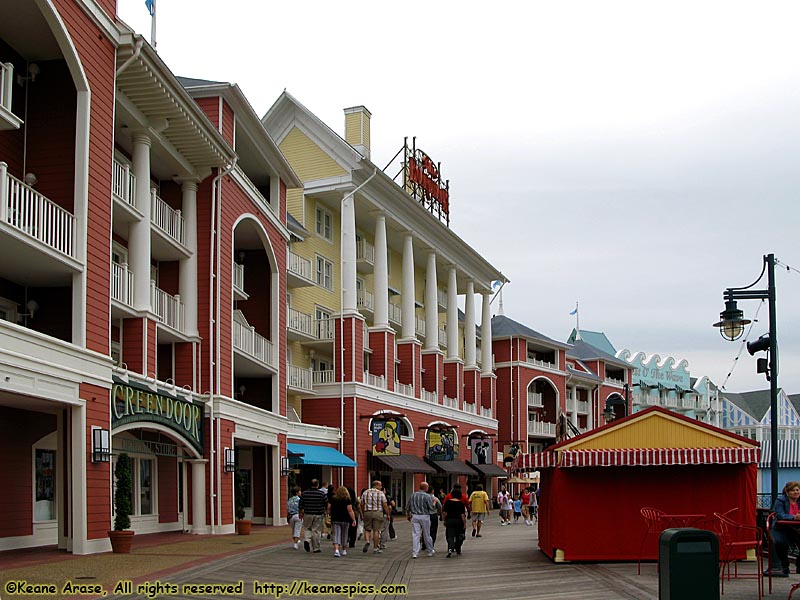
[224,447,236,472]
[280,456,291,476]
[18,300,39,320]
[92,427,110,462]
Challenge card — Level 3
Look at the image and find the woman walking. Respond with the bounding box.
[327,487,357,557]
[443,489,467,557]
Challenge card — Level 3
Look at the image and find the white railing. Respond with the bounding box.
[288,307,313,337]
[664,396,678,408]
[527,356,555,370]
[232,319,274,367]
[567,399,576,413]
[288,250,313,281]
[437,288,447,307]
[388,303,402,324]
[395,381,414,398]
[288,365,313,392]
[443,396,458,409]
[463,402,477,414]
[364,372,386,389]
[151,189,185,245]
[438,327,447,348]
[111,262,134,306]
[646,395,659,405]
[480,406,493,418]
[528,420,557,436]
[0,63,13,115]
[421,389,437,403]
[112,159,136,208]
[527,392,543,407]
[681,397,696,409]
[697,398,711,410]
[0,163,76,258]
[233,262,245,294]
[356,239,374,264]
[312,370,335,385]
[357,289,374,311]
[605,376,624,386]
[577,400,589,413]
[415,315,425,337]
[315,318,335,341]
[631,394,642,405]
[150,283,185,332]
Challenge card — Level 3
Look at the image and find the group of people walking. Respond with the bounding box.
[496,484,538,526]
[288,479,536,560]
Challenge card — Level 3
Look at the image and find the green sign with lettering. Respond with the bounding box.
[111,383,204,453]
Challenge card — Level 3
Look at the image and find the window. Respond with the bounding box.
[34,449,56,521]
[315,205,333,242]
[140,459,153,515]
[315,256,333,290]
[111,242,128,265]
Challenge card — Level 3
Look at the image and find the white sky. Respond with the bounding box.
[118,0,800,394]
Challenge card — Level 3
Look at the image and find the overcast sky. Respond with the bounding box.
[118,0,800,395]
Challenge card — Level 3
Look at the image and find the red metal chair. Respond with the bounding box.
[638,507,666,575]
[764,512,776,595]
[714,511,763,600]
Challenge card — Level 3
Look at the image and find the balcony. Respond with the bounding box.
[232,310,276,373]
[388,302,402,326]
[438,327,447,348]
[151,283,185,333]
[112,158,136,209]
[0,63,22,130]
[604,376,624,386]
[356,239,374,272]
[287,306,314,341]
[395,381,414,398]
[577,400,589,413]
[364,371,387,389]
[680,397,696,410]
[288,365,313,393]
[463,402,477,415]
[527,391,543,407]
[0,163,76,261]
[480,406,493,418]
[111,262,134,307]
[415,315,425,337]
[287,250,314,287]
[527,356,556,370]
[528,420,557,437]
[443,396,458,409]
[437,288,447,311]
[150,190,186,259]
[315,318,335,341]
[646,395,659,406]
[312,370,334,385]
[566,398,576,413]
[421,389,437,403]
[357,289,374,314]
[233,262,248,301]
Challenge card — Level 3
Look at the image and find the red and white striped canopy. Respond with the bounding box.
[517,447,760,470]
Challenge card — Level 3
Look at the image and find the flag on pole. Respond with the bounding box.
[492,280,502,290]
[569,305,578,316]
[145,0,155,16]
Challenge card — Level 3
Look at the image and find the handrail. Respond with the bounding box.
[151,189,185,245]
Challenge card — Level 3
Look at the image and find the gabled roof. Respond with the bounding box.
[790,394,800,415]
[491,315,569,349]
[566,359,602,382]
[567,339,630,369]
[722,389,788,421]
[567,329,617,355]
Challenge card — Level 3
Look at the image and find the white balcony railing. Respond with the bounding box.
[415,316,425,337]
[421,389,437,403]
[646,395,659,406]
[463,402,477,414]
[527,392,543,407]
[566,399,576,413]
[288,307,313,337]
[443,396,458,409]
[395,381,414,398]
[357,289,374,311]
[151,189,185,245]
[480,406,493,418]
[437,288,447,308]
[631,394,642,405]
[0,163,76,258]
[288,365,313,392]
[388,303,402,325]
[527,356,555,370]
[315,318,335,341]
[605,376,624,386]
[312,370,335,385]
[364,372,386,389]
[528,420,557,436]
[232,319,274,367]
[150,283,184,332]
[0,63,13,115]
[288,250,313,281]
[438,327,447,348]
[681,397,696,410]
[111,262,134,306]
[664,396,678,408]
[577,400,589,413]
[356,239,375,265]
[233,262,245,294]
[112,159,136,208]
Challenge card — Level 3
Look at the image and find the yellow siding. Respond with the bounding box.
[563,412,753,451]
[363,112,370,150]
[345,112,361,147]
[287,189,304,227]
[280,127,347,182]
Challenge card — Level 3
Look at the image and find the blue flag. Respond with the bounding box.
[569,307,578,315]
[145,0,155,16]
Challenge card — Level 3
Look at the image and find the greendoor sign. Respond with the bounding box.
[111,382,204,453]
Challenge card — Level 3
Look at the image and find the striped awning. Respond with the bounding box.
[758,440,800,468]
[517,447,760,470]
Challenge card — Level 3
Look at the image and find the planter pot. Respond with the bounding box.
[108,530,135,553]
[236,519,252,535]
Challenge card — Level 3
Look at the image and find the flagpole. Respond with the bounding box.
[150,0,157,49]
[575,301,580,333]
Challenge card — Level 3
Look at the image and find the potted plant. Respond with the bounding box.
[234,468,251,535]
[108,453,135,553]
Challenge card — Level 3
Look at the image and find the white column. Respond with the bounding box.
[373,213,389,327]
[70,404,87,553]
[481,291,493,375]
[401,232,415,339]
[341,192,357,314]
[130,133,153,311]
[424,251,438,350]
[464,280,476,367]
[271,448,283,524]
[190,459,209,534]
[179,180,198,337]
[446,266,459,358]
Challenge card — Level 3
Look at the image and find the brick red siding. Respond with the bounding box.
[221,99,234,147]
[218,418,234,525]
[122,318,145,374]
[81,383,111,540]
[195,97,220,130]
[158,455,178,523]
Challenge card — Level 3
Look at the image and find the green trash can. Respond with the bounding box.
[659,528,719,600]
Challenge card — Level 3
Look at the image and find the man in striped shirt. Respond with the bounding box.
[298,479,328,552]
[359,480,390,554]
[406,481,436,558]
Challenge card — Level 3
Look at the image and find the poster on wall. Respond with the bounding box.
[427,428,457,461]
[372,419,400,455]
[502,442,525,467]
[470,438,492,465]
[35,449,55,502]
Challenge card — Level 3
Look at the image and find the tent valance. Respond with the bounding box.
[518,447,760,470]
[287,443,357,467]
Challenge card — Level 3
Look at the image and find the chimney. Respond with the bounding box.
[344,105,371,159]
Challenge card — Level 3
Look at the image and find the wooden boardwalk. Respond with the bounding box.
[114,519,793,599]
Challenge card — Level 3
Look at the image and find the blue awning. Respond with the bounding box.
[287,443,357,468]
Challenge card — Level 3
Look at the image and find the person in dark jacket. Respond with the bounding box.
[766,481,800,577]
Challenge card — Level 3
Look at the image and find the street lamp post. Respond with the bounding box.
[713,253,779,505]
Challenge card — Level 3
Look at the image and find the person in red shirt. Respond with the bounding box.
[444,483,471,519]
[520,488,532,525]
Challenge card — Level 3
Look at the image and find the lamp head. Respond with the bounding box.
[713,299,751,341]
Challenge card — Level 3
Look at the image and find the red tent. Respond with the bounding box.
[517,407,760,562]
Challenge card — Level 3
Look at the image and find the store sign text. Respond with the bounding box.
[408,155,449,214]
